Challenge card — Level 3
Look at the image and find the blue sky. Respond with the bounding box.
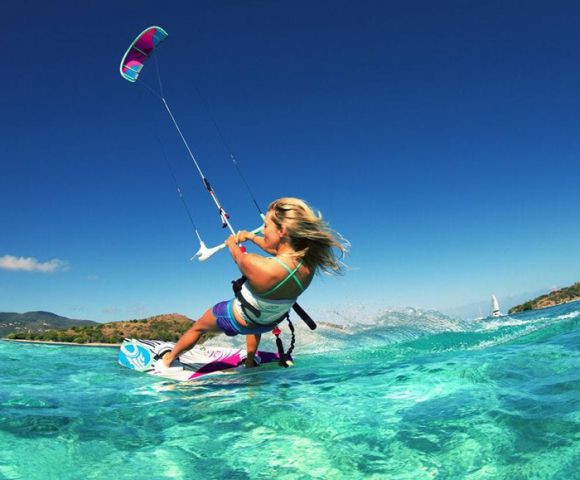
[1,1,579,322]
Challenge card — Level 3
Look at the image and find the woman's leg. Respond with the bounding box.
[245,334,262,368]
[161,307,221,367]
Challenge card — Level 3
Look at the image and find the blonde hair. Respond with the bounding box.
[268,197,348,275]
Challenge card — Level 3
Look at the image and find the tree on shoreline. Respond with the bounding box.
[5,313,194,344]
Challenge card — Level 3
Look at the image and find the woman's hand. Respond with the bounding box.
[226,231,258,266]
[235,230,256,243]
[225,234,244,266]
[225,231,253,249]
[225,234,238,248]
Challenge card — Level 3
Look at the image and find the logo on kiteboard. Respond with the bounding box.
[119,341,152,370]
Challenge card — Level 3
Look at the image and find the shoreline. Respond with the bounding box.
[509,297,580,315]
[1,338,120,348]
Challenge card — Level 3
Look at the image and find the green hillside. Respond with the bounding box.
[4,313,208,344]
[509,282,580,314]
[0,311,97,337]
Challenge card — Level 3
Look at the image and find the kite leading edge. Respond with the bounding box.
[120,26,168,83]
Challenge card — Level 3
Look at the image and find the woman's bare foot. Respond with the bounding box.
[245,358,259,368]
[160,352,173,369]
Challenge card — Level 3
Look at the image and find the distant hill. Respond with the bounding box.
[509,282,580,314]
[440,288,547,320]
[3,313,209,345]
[0,311,98,337]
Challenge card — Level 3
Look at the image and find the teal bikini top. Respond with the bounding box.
[261,257,305,297]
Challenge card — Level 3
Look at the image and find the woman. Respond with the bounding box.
[159,197,347,369]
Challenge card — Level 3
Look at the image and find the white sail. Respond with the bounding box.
[490,294,502,317]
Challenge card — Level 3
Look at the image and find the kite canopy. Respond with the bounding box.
[120,26,168,82]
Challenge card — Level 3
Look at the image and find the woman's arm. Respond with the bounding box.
[225,235,246,267]
[249,234,277,255]
[225,235,275,289]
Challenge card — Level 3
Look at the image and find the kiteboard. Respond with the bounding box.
[118,338,288,382]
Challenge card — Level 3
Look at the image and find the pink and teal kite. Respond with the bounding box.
[119,26,168,82]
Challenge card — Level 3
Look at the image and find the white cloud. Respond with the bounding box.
[102,307,123,315]
[101,305,149,319]
[129,305,149,317]
[0,255,69,273]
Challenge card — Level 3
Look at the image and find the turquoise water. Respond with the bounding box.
[1,302,579,479]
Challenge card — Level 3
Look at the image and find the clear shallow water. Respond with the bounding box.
[1,302,579,479]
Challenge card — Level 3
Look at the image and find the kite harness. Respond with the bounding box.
[231,275,315,367]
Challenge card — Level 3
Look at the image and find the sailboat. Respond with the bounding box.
[490,294,503,317]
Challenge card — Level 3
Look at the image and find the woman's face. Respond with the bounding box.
[263,210,285,250]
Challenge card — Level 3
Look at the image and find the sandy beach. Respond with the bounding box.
[2,338,120,348]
